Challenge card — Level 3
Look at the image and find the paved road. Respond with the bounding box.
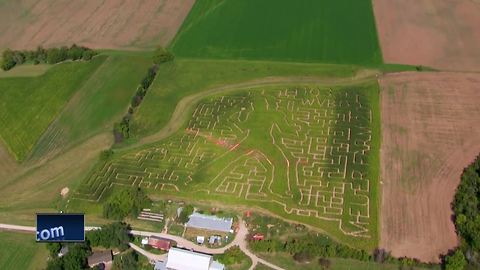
[0,221,285,270]
[0,223,100,232]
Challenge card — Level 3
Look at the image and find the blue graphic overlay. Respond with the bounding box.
[36,213,85,242]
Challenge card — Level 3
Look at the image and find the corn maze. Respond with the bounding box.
[75,84,379,241]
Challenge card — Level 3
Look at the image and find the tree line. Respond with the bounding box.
[103,187,151,220]
[446,154,480,270]
[46,222,135,270]
[1,45,96,71]
[247,224,436,269]
[113,46,173,143]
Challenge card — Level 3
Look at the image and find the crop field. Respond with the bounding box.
[0,231,48,270]
[132,59,361,137]
[170,0,382,65]
[373,0,480,71]
[379,72,480,262]
[29,53,153,161]
[75,82,381,249]
[0,56,106,161]
[0,0,195,50]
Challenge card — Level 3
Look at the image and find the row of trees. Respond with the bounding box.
[1,45,96,71]
[447,154,480,269]
[113,46,173,143]
[214,246,246,266]
[46,222,132,270]
[103,187,151,220]
[46,243,91,270]
[249,233,371,262]
[86,222,132,251]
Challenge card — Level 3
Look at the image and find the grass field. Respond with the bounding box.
[29,53,153,161]
[75,81,381,250]
[0,56,106,161]
[132,59,361,137]
[0,64,51,78]
[170,0,382,65]
[0,231,48,270]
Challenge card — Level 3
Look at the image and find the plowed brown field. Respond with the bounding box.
[379,72,480,262]
[373,0,480,71]
[0,0,195,50]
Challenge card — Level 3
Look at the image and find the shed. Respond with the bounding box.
[197,236,205,245]
[148,236,171,251]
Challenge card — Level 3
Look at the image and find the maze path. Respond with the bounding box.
[212,150,272,200]
[76,87,376,238]
[267,88,373,237]
[75,94,253,201]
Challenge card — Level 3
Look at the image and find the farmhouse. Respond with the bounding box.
[148,236,171,251]
[87,250,113,268]
[186,213,233,233]
[155,247,224,270]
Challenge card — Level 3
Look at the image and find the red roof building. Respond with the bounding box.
[252,233,264,241]
[148,236,172,251]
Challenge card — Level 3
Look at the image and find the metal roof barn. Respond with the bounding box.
[166,248,212,270]
[186,213,233,233]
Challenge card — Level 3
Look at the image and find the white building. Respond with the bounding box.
[154,247,224,270]
[186,213,233,233]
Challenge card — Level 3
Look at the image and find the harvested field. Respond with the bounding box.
[373,0,480,71]
[0,0,195,50]
[379,72,480,262]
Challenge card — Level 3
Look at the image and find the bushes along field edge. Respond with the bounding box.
[1,45,97,71]
[113,46,174,143]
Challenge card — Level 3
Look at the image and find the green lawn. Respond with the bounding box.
[170,0,382,65]
[29,53,153,161]
[132,58,360,137]
[0,231,48,270]
[168,223,185,237]
[0,56,106,161]
[75,81,381,250]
